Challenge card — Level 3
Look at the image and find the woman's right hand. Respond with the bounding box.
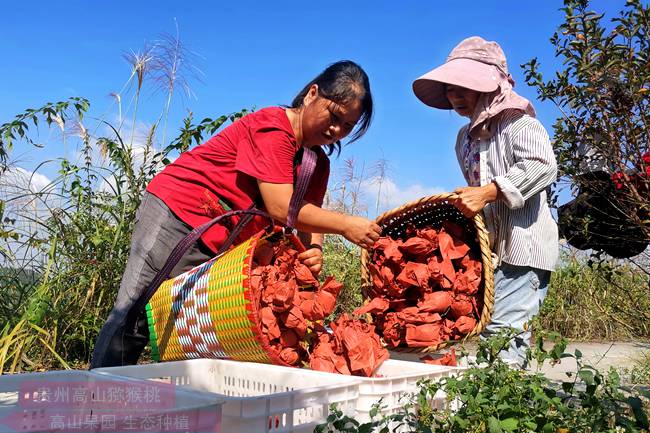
[341,216,382,250]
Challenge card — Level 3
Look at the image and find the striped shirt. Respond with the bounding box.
[455,110,558,271]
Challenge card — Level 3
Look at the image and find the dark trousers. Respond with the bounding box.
[90,192,212,368]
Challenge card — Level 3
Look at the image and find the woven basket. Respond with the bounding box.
[360,193,494,353]
[146,227,300,366]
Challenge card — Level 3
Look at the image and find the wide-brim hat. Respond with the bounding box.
[413,36,508,109]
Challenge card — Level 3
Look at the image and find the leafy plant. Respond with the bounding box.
[0,97,89,174]
[322,235,363,318]
[621,351,650,386]
[539,252,650,340]
[317,332,650,432]
[522,0,650,256]
[0,33,248,372]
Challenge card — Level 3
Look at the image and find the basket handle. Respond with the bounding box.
[155,146,316,285]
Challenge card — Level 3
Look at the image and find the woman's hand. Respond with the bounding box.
[257,181,381,248]
[453,183,499,218]
[298,246,323,276]
[342,216,382,250]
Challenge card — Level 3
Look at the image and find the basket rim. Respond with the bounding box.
[360,192,495,354]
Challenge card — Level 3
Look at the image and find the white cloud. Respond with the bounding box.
[360,176,446,216]
[1,167,52,194]
[65,117,165,194]
[0,167,57,267]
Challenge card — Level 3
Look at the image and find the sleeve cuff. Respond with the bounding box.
[493,176,525,209]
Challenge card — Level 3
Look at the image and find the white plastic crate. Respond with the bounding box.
[348,359,461,423]
[95,359,360,433]
[0,369,224,433]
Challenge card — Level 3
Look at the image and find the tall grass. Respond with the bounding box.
[539,253,650,341]
[321,157,385,316]
[0,34,246,372]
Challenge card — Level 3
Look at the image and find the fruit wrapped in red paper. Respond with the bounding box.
[252,238,388,377]
[358,221,482,354]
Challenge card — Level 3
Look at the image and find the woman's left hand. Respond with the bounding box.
[298,246,323,276]
[453,183,499,218]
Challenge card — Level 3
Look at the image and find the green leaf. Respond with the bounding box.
[523,420,538,430]
[500,418,518,431]
[488,416,503,433]
[358,424,373,433]
[542,422,555,433]
[452,415,469,428]
[561,381,574,393]
[496,402,512,411]
[578,369,595,385]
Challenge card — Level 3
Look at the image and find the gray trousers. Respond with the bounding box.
[90,192,213,368]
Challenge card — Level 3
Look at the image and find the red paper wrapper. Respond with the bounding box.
[418,291,453,313]
[253,237,389,377]
[354,297,390,316]
[363,223,482,349]
[420,348,457,366]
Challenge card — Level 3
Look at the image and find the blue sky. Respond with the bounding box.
[0,0,627,216]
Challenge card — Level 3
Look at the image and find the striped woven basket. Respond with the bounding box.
[146,227,300,365]
[360,193,495,353]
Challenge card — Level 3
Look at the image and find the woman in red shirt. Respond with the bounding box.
[91,60,381,367]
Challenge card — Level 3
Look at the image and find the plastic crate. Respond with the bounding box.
[0,369,224,433]
[95,359,360,433]
[348,359,461,423]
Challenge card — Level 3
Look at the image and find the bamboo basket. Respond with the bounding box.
[146,227,302,366]
[360,193,494,353]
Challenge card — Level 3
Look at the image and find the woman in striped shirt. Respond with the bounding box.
[412,36,558,366]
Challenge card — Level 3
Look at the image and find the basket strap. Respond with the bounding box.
[214,205,256,257]
[131,208,275,321]
[286,147,317,229]
[130,147,317,329]
[215,147,316,250]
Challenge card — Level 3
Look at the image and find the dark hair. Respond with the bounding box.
[291,60,373,156]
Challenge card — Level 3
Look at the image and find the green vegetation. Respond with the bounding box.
[539,254,650,341]
[317,332,650,433]
[0,34,248,372]
[523,0,650,254]
[622,351,650,386]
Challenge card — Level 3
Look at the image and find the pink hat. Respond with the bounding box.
[413,36,509,109]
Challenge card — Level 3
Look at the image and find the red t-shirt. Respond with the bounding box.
[147,107,330,253]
